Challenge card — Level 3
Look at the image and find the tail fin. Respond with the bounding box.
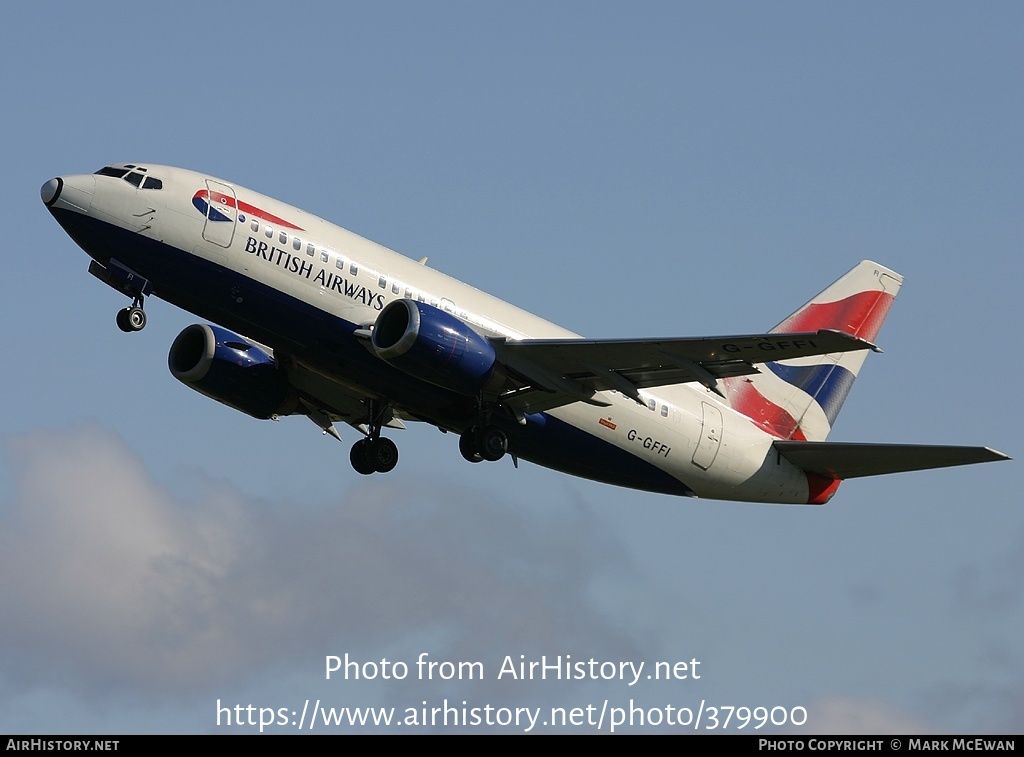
[721,260,903,441]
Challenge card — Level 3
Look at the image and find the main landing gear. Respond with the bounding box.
[344,400,511,475]
[115,297,147,333]
[349,399,399,475]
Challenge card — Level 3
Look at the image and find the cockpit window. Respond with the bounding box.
[96,166,129,178]
[95,165,164,190]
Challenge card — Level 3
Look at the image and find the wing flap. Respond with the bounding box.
[774,441,1010,480]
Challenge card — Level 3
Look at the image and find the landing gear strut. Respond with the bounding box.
[349,399,399,475]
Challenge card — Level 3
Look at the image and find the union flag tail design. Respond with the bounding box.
[721,260,903,441]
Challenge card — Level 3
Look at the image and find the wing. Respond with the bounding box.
[492,329,877,415]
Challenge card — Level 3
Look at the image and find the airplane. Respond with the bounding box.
[40,164,1008,504]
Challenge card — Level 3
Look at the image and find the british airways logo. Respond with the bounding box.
[192,189,304,230]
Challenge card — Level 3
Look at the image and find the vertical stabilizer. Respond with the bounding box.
[722,261,902,441]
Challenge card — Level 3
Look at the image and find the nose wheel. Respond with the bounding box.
[115,303,147,332]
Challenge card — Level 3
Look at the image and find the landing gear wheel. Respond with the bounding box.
[126,306,147,331]
[125,307,146,331]
[368,437,399,473]
[459,432,483,463]
[477,427,508,462]
[350,439,376,475]
[116,306,146,332]
[460,426,508,462]
[350,437,399,474]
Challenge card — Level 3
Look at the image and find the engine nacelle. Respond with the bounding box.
[371,299,501,395]
[168,324,298,420]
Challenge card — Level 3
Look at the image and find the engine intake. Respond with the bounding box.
[371,300,501,395]
[168,324,298,420]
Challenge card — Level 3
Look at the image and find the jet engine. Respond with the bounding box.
[371,300,503,395]
[168,324,299,420]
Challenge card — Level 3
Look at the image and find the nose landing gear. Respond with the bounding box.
[88,259,152,333]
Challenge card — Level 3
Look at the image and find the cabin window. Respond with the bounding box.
[336,258,344,270]
[392,282,401,295]
[250,219,259,232]
[265,225,274,239]
[661,404,669,417]
[647,399,656,412]
[350,264,358,275]
[378,276,387,289]
[293,237,302,251]
[320,250,329,263]
[405,288,413,298]
[306,242,315,257]
[279,231,287,245]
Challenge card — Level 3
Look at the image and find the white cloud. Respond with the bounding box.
[0,425,637,705]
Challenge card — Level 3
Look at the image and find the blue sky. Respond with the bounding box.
[1,1,1020,733]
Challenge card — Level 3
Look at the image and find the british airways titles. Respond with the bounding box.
[245,235,386,310]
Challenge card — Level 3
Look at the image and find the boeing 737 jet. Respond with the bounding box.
[41,164,1008,503]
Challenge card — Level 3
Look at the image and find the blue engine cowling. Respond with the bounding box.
[168,324,298,420]
[371,300,501,395]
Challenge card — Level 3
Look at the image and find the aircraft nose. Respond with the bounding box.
[41,177,63,207]
[41,173,94,213]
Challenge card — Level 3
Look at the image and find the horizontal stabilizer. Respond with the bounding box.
[774,441,1010,480]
